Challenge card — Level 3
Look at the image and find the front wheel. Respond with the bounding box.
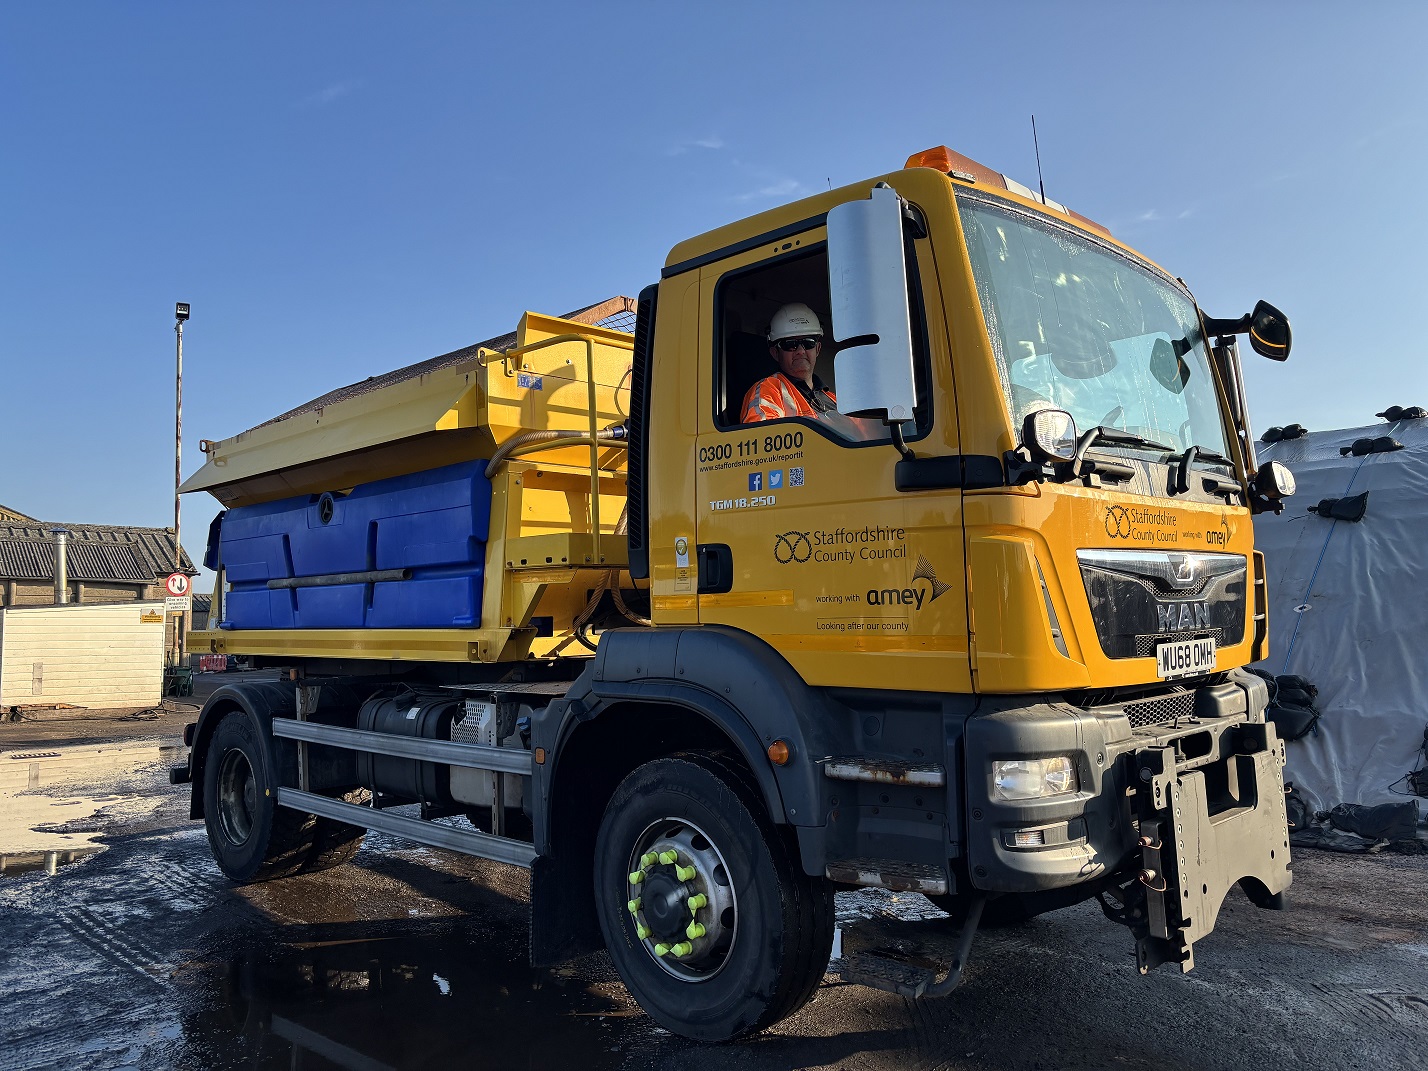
[593,754,833,1041]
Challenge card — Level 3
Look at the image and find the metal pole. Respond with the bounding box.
[174,305,188,667]
[51,528,69,605]
[175,316,182,571]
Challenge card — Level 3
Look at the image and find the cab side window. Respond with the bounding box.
[713,245,930,444]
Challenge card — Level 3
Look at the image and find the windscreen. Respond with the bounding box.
[958,195,1229,458]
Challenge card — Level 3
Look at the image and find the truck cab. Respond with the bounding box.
[623,144,1292,972]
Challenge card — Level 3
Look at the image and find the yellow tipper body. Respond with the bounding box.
[184,303,638,663]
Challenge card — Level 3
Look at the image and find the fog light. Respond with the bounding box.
[1012,828,1046,847]
[993,756,1078,801]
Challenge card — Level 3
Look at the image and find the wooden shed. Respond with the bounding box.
[0,602,166,711]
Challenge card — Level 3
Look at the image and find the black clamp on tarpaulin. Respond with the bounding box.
[1261,423,1308,443]
[1376,405,1427,422]
[1308,490,1369,522]
[1340,436,1403,457]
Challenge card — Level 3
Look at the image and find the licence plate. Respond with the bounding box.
[1155,637,1216,680]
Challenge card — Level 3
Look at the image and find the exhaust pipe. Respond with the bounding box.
[51,527,69,605]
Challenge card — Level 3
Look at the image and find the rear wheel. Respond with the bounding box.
[593,754,833,1041]
[202,712,365,881]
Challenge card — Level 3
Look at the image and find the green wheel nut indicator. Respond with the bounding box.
[671,941,693,957]
[627,898,641,914]
[686,922,706,939]
[658,850,678,865]
[686,893,708,910]
[675,865,697,882]
[653,942,669,957]
[628,871,644,884]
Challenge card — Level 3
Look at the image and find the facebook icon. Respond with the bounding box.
[748,472,763,492]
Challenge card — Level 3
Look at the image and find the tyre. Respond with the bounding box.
[202,712,365,881]
[593,754,834,1041]
[302,789,369,874]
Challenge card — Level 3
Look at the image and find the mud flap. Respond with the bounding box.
[1132,723,1291,974]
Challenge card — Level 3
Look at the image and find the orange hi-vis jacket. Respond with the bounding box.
[740,373,836,423]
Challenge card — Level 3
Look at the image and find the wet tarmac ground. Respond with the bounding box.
[2,760,1427,1071]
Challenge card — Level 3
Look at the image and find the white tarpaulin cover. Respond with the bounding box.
[1254,416,1428,810]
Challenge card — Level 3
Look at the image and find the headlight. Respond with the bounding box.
[992,756,1078,801]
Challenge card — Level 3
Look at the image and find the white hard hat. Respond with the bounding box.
[768,303,823,341]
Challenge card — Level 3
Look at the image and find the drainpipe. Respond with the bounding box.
[52,528,69,605]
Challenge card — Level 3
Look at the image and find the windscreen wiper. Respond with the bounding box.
[1174,444,1235,495]
[1069,426,1175,479]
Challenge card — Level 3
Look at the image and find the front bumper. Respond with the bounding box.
[963,668,1291,971]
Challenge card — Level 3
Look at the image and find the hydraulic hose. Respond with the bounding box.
[484,427,627,480]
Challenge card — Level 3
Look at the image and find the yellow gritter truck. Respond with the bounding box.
[172,145,1300,1041]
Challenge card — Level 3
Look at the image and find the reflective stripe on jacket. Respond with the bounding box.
[740,373,875,440]
[741,373,829,422]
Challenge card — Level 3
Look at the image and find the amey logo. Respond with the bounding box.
[774,531,812,564]
[1105,504,1132,539]
[865,554,953,610]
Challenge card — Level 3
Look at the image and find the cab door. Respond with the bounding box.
[692,217,970,693]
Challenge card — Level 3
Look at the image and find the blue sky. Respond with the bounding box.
[2,3,1426,572]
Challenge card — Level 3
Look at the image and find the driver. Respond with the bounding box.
[740,303,867,438]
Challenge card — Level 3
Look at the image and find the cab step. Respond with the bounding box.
[825,857,948,895]
[838,952,939,998]
[836,895,985,1000]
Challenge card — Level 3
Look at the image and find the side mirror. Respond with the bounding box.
[827,184,918,422]
[1248,300,1291,361]
[1251,459,1296,514]
[1023,408,1078,462]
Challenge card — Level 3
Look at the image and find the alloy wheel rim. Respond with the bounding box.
[624,816,738,982]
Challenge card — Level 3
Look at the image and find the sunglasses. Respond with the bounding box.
[776,337,820,352]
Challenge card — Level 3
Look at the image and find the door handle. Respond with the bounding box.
[697,544,733,594]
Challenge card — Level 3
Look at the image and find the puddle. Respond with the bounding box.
[0,845,103,877]
[0,786,164,856]
[171,925,656,1070]
[834,887,950,923]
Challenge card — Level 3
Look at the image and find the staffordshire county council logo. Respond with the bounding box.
[1105,504,1132,538]
[774,532,812,564]
[749,472,763,492]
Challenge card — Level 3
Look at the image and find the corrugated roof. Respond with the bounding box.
[0,539,149,582]
[259,296,637,428]
[0,520,196,583]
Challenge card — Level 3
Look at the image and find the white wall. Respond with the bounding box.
[0,602,166,709]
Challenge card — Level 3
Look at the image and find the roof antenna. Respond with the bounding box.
[826,177,832,190]
[1031,114,1046,204]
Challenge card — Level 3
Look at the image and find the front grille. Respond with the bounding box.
[1122,690,1195,729]
[1077,550,1246,659]
[1134,629,1223,657]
